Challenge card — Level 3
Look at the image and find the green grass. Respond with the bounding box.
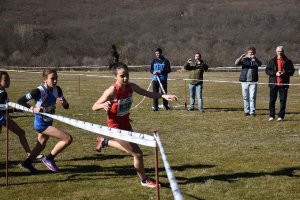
[1,70,300,200]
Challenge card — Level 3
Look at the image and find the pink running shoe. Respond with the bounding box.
[96,136,103,152]
[141,177,160,188]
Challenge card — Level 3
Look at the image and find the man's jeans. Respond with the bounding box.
[189,83,203,111]
[241,82,257,114]
[269,86,288,119]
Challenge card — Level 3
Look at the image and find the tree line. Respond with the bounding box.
[0,0,299,67]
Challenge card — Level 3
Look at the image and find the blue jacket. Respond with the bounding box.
[150,56,171,82]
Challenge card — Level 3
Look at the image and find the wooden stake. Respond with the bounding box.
[184,80,187,110]
[153,130,160,200]
[78,75,81,96]
[5,103,9,186]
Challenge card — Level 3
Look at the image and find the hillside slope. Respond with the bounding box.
[0,0,299,67]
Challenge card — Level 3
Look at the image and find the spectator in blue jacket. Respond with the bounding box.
[150,48,171,111]
[235,46,262,116]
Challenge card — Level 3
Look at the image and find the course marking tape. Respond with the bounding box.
[8,102,156,147]
[5,69,300,85]
[154,134,184,200]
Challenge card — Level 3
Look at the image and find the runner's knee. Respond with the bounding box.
[132,148,143,158]
[65,134,73,145]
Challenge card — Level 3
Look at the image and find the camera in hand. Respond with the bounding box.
[190,59,196,66]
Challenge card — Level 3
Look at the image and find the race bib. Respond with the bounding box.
[117,96,132,116]
[42,105,56,122]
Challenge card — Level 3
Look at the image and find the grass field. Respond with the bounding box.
[0,70,300,200]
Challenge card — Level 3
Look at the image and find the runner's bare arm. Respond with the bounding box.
[130,83,178,101]
[92,86,115,111]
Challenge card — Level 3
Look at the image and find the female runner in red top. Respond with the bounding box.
[92,62,177,188]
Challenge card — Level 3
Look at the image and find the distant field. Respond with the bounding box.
[1,70,300,200]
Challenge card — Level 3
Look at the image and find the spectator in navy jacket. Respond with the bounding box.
[150,48,171,111]
[235,46,262,116]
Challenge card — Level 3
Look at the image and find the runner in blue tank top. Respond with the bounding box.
[18,69,73,173]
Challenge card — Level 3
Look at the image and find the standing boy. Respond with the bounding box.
[150,48,171,111]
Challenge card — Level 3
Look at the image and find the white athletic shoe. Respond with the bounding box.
[277,117,283,121]
[27,153,44,160]
[268,117,274,121]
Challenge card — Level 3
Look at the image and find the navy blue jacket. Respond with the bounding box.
[235,57,262,82]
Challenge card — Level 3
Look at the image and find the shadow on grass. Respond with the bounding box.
[182,192,204,200]
[285,111,300,115]
[61,154,130,161]
[256,111,300,116]
[206,108,271,112]
[2,160,299,191]
[178,107,273,113]
[175,166,300,185]
[61,163,215,177]
[0,162,215,187]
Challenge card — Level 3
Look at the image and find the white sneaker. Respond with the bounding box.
[269,117,274,121]
[277,117,283,121]
[27,153,44,160]
[36,154,44,159]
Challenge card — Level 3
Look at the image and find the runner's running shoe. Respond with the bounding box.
[96,136,104,152]
[20,161,38,174]
[141,177,160,188]
[42,157,60,172]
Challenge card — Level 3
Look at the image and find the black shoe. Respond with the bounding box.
[244,113,250,116]
[20,161,38,174]
[153,108,159,111]
[165,106,170,110]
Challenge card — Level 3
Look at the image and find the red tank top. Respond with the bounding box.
[107,83,133,130]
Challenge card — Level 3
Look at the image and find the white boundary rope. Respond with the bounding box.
[183,78,300,86]
[7,102,156,147]
[6,69,300,86]
[153,134,184,200]
[132,79,153,109]
[156,76,166,94]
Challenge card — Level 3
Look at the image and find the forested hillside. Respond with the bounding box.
[0,0,299,67]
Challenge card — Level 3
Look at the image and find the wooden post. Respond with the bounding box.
[78,75,81,96]
[184,80,187,110]
[5,103,9,186]
[153,130,160,200]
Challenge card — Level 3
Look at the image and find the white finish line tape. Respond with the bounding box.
[7,102,156,147]
[154,134,184,200]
